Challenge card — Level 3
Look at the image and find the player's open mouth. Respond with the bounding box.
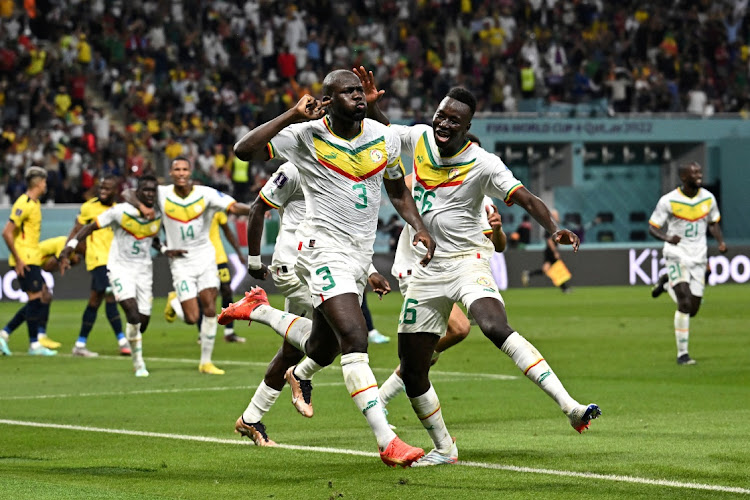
[355,103,366,110]
[435,130,451,143]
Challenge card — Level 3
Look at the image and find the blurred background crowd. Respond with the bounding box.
[2,0,749,207]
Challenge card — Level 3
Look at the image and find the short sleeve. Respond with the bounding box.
[215,211,228,225]
[383,127,403,180]
[205,186,237,212]
[259,162,300,209]
[95,205,120,229]
[76,202,90,224]
[9,198,27,227]
[267,122,308,163]
[480,196,493,234]
[708,192,721,223]
[388,124,414,157]
[649,196,670,228]
[481,154,524,206]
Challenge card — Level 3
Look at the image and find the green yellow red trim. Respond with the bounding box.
[524,358,545,375]
[418,406,441,421]
[284,317,300,342]
[503,183,523,206]
[324,115,363,141]
[259,191,281,209]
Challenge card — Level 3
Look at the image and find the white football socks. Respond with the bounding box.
[378,371,405,407]
[243,381,282,424]
[250,306,313,353]
[410,384,453,453]
[674,311,690,357]
[294,356,325,380]
[341,352,396,450]
[126,322,144,370]
[501,331,578,415]
[199,315,218,365]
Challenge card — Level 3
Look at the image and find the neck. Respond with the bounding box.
[174,183,192,197]
[328,116,361,140]
[682,185,699,197]
[438,139,468,158]
[26,188,41,201]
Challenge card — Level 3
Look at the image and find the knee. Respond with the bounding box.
[446,321,470,343]
[482,322,514,346]
[184,313,200,325]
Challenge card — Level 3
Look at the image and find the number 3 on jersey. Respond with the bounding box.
[180,225,195,240]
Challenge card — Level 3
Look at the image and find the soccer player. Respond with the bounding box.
[66,175,130,357]
[229,69,435,467]
[1,236,83,351]
[222,161,395,445]
[1,166,58,356]
[356,66,600,465]
[127,157,251,374]
[648,162,727,365]
[164,210,248,344]
[378,195,505,408]
[60,175,164,376]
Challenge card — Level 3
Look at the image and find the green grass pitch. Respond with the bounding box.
[1,285,748,499]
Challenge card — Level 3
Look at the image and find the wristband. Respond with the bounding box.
[66,238,78,249]
[367,263,378,277]
[248,255,262,270]
[160,244,168,254]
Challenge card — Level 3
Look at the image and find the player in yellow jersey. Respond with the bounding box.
[1,236,84,351]
[66,175,130,357]
[1,167,60,356]
[164,211,247,343]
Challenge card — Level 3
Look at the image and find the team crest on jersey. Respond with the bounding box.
[413,132,475,189]
[477,276,491,286]
[312,133,388,181]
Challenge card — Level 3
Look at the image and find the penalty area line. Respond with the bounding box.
[0,419,747,495]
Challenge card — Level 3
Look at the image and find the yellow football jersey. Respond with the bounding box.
[209,211,228,265]
[8,194,43,266]
[39,236,68,260]
[77,198,116,270]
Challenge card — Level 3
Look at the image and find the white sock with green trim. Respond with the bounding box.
[409,384,453,453]
[341,352,396,450]
[378,371,405,407]
[501,331,578,414]
[126,322,144,369]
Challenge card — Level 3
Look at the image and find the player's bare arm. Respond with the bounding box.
[246,195,273,280]
[221,220,247,265]
[486,205,507,252]
[227,202,252,217]
[648,224,680,245]
[59,222,99,275]
[234,95,330,161]
[708,222,727,253]
[2,221,26,276]
[384,176,435,265]
[511,187,580,252]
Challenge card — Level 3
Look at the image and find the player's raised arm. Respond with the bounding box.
[234,95,330,161]
[353,66,390,126]
[510,187,579,252]
[384,177,435,266]
[245,194,274,280]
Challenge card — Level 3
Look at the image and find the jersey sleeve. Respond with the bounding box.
[259,162,300,209]
[205,186,237,212]
[389,124,416,158]
[9,198,28,227]
[708,192,721,223]
[267,122,308,163]
[95,205,121,229]
[649,196,670,228]
[215,210,228,225]
[76,201,91,224]
[482,154,524,206]
[383,126,404,180]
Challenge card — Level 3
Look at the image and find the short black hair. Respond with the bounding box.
[172,156,192,168]
[100,173,118,184]
[446,87,477,116]
[138,174,158,187]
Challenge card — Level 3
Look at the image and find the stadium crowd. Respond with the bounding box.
[2,0,750,206]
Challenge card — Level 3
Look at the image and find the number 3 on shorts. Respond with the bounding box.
[315,266,336,291]
[400,298,418,324]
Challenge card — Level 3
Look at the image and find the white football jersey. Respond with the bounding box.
[391,193,496,279]
[391,124,522,257]
[158,185,236,261]
[96,202,162,264]
[649,187,720,264]
[259,162,306,270]
[268,116,403,252]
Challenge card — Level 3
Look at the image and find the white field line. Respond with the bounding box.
[0,419,747,495]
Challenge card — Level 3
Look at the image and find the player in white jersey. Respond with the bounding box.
[356,66,601,465]
[127,157,251,375]
[225,161,392,445]
[379,194,505,408]
[648,162,726,365]
[229,69,434,467]
[61,175,165,376]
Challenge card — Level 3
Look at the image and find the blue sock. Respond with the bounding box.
[4,304,27,334]
[79,305,98,343]
[105,301,124,339]
[25,299,42,343]
[38,302,50,334]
